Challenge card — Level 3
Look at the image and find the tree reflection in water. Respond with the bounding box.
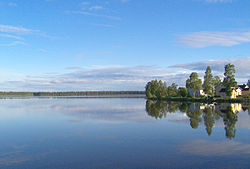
[223,107,238,139]
[145,100,248,139]
[203,107,216,136]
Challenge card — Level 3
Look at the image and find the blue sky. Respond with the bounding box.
[0,0,250,91]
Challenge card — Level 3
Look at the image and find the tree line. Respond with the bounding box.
[145,63,241,98]
[145,80,188,98]
[0,91,145,97]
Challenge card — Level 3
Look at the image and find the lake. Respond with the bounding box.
[0,98,250,169]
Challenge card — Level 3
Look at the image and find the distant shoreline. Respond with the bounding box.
[0,95,146,100]
[0,91,249,103]
[0,91,145,97]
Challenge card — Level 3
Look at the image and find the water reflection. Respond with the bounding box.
[0,99,250,168]
[146,100,250,139]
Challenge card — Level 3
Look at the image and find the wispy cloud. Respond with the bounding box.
[179,31,250,48]
[0,41,27,47]
[69,1,121,21]
[65,66,84,70]
[91,23,114,27]
[71,11,121,20]
[0,25,29,46]
[8,2,17,7]
[0,34,23,40]
[38,48,48,53]
[89,6,103,11]
[0,24,55,39]
[0,24,55,47]
[80,1,90,6]
[0,25,34,34]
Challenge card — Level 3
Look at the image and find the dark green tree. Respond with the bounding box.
[202,66,214,96]
[156,80,167,98]
[178,87,188,97]
[145,80,167,99]
[213,75,222,96]
[167,83,178,97]
[223,64,237,96]
[145,81,153,98]
[151,80,160,98]
[145,80,158,98]
[186,72,202,97]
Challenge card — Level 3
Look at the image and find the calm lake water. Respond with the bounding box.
[0,98,250,169]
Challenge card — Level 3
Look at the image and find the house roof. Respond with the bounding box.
[238,84,249,90]
[219,88,226,92]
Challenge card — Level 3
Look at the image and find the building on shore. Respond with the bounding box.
[215,84,249,98]
[238,84,249,96]
[188,88,207,97]
[215,85,242,99]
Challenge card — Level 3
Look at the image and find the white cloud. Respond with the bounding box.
[0,26,29,46]
[170,57,250,73]
[0,41,27,47]
[71,11,121,20]
[80,1,90,5]
[179,31,250,48]
[0,65,182,91]
[65,66,84,70]
[170,57,250,83]
[0,57,249,91]
[0,24,54,39]
[91,23,114,27]
[38,49,48,53]
[0,25,55,47]
[8,2,17,6]
[70,1,122,21]
[0,25,34,34]
[89,6,103,11]
[0,34,23,40]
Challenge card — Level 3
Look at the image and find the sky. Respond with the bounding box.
[0,0,250,91]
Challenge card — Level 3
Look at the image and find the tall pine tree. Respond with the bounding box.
[223,64,237,96]
[203,66,213,96]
